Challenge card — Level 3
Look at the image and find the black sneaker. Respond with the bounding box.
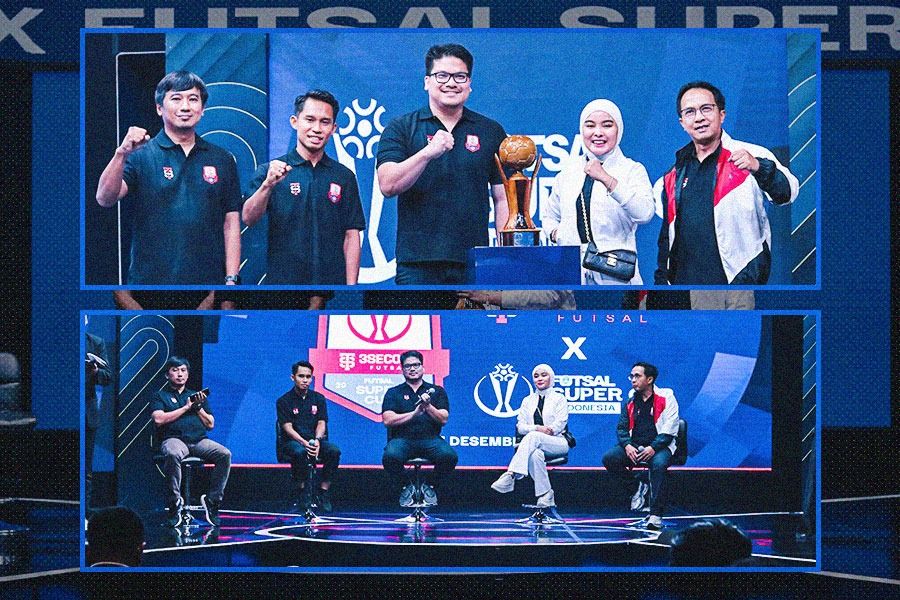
[399,484,415,507]
[421,484,438,507]
[201,494,220,527]
[317,489,333,513]
[166,499,183,528]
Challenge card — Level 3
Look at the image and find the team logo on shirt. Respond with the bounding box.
[202,166,218,184]
[328,183,342,204]
[311,405,318,415]
[162,166,174,180]
[292,407,299,414]
[465,134,480,152]
[290,182,301,196]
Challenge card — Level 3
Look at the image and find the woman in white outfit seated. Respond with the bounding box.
[541,98,655,285]
[491,364,569,507]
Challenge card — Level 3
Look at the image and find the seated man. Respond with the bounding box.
[381,351,458,507]
[151,356,231,527]
[86,506,145,567]
[601,361,679,531]
[276,360,341,512]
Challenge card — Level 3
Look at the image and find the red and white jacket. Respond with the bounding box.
[653,131,799,283]
[621,387,680,454]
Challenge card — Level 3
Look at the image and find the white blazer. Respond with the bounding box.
[516,389,568,437]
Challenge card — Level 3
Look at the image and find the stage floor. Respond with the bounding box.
[139,505,816,569]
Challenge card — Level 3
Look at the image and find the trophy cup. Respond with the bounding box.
[495,135,542,246]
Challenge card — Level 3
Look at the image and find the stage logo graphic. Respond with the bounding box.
[332,98,395,284]
[473,363,534,418]
[309,315,450,422]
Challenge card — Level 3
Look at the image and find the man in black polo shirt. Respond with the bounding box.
[96,71,242,286]
[243,90,366,287]
[376,43,509,285]
[601,362,679,531]
[381,351,458,507]
[276,360,341,512]
[150,356,231,527]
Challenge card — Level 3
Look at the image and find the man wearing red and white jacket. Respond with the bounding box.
[602,362,679,531]
[654,81,799,285]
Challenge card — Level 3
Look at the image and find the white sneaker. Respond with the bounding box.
[491,471,516,493]
[631,481,649,511]
[536,490,555,508]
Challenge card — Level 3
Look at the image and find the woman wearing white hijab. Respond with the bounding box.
[541,99,655,284]
[490,364,569,507]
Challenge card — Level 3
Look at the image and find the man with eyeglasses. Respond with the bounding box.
[376,43,509,285]
[381,350,458,507]
[654,81,799,287]
[601,362,679,531]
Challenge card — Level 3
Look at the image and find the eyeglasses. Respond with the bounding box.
[429,71,470,84]
[402,363,423,370]
[680,104,718,120]
[627,373,644,380]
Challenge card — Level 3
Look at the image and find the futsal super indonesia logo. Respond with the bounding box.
[332,99,394,284]
[307,315,450,422]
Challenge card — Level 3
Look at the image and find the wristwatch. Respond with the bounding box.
[224,274,241,284]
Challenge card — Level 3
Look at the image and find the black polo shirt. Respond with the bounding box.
[122,130,241,285]
[244,149,366,284]
[376,106,506,264]
[381,382,449,440]
[276,387,328,440]
[670,143,728,284]
[631,395,658,447]
[150,385,210,444]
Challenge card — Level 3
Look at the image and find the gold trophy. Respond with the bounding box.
[495,135,542,246]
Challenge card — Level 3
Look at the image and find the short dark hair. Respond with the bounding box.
[676,81,726,116]
[399,350,424,366]
[164,356,190,372]
[632,361,658,382]
[155,71,208,107]
[292,360,314,375]
[425,43,473,75]
[294,89,339,120]
[86,506,145,567]
[670,519,752,566]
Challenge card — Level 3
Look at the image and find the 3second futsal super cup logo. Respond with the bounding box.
[308,315,450,421]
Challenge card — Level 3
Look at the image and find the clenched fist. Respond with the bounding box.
[117,126,150,156]
[728,149,760,173]
[423,129,454,160]
[264,159,292,188]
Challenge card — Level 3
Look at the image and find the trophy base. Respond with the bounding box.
[500,229,541,247]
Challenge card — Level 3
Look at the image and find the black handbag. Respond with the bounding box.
[562,427,576,448]
[579,191,637,282]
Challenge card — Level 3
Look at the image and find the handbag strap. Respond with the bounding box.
[579,190,596,246]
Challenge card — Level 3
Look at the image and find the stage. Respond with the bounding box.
[138,503,815,569]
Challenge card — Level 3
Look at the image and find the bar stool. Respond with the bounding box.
[396,458,442,523]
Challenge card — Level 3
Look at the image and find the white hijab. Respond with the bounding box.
[579,98,624,160]
[532,363,555,390]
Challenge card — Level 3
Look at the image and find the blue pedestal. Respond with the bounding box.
[466,246,581,285]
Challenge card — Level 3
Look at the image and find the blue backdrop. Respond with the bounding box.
[202,311,773,468]
[268,29,796,284]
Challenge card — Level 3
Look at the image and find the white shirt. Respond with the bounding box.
[542,146,655,284]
